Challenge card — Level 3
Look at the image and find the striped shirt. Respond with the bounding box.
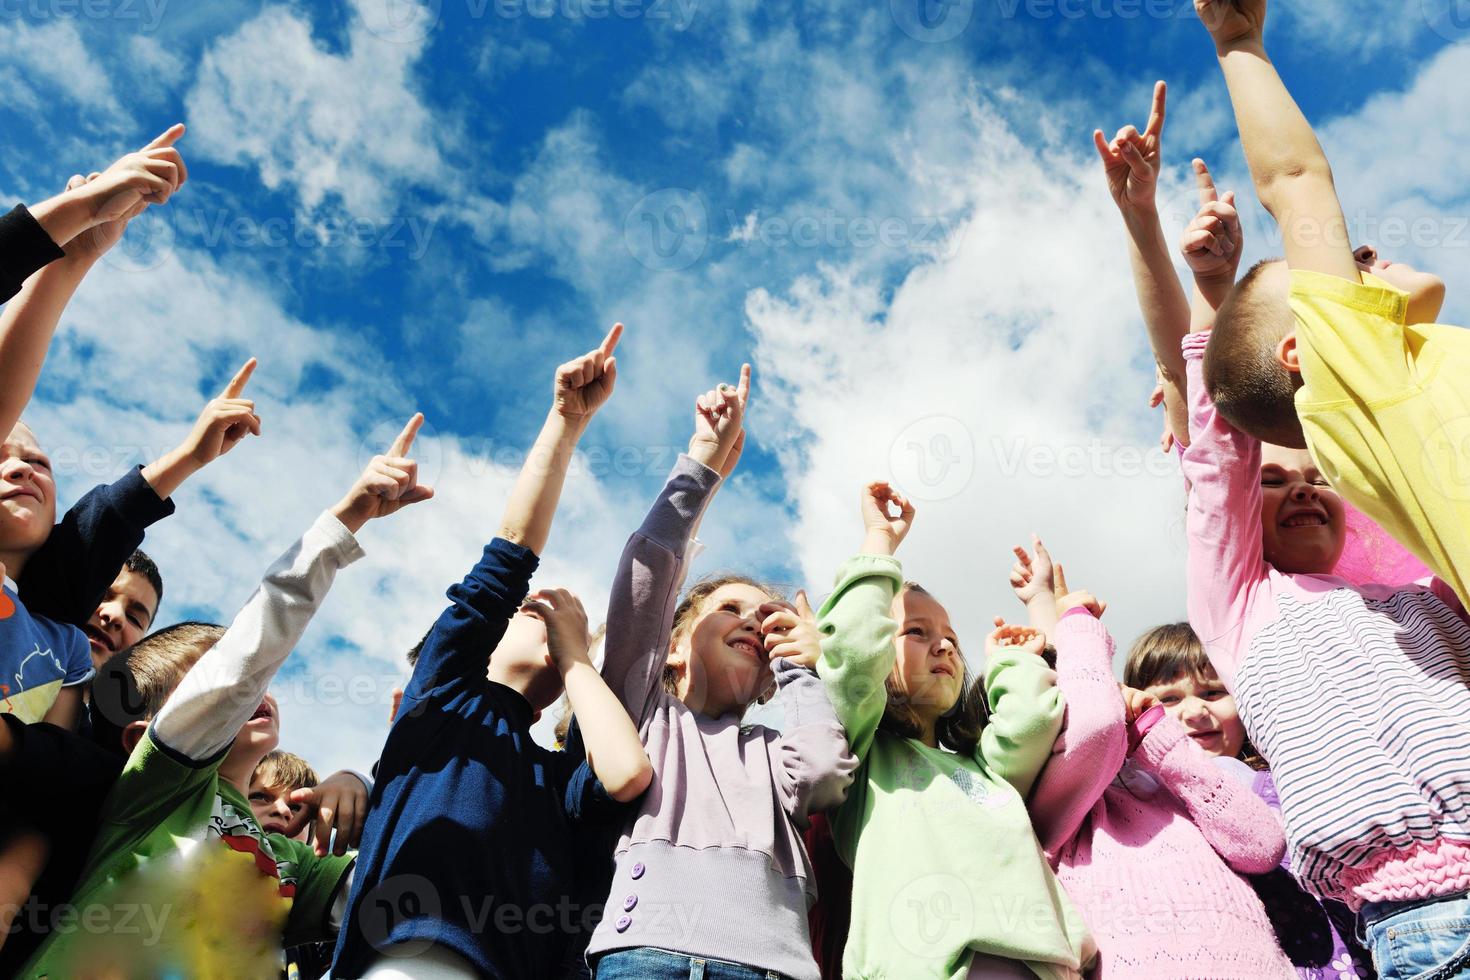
[1181,331,1470,909]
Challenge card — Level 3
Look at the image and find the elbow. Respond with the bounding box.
[1256,161,1336,213]
[606,758,655,803]
[1229,831,1287,875]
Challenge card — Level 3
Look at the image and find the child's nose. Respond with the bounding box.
[1354,244,1378,264]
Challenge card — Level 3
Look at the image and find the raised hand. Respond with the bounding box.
[1052,563,1108,618]
[182,358,261,466]
[1009,535,1055,605]
[860,481,916,556]
[759,591,821,670]
[1120,685,1161,724]
[553,323,621,423]
[283,770,368,857]
[332,414,435,533]
[1093,81,1168,213]
[1193,0,1266,50]
[520,588,592,670]
[1180,159,1243,293]
[986,621,1047,659]
[688,363,751,478]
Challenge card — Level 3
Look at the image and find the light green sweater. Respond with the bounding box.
[816,554,1095,980]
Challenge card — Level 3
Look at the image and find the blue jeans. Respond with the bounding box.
[594,947,790,980]
[1360,893,1470,980]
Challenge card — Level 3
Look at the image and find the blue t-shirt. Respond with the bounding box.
[332,538,631,979]
[1,580,92,723]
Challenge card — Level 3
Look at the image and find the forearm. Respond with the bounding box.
[39,686,83,730]
[0,255,95,438]
[1121,207,1191,386]
[1024,593,1059,642]
[1216,42,1356,277]
[498,411,586,555]
[139,447,202,502]
[25,193,94,250]
[561,657,651,802]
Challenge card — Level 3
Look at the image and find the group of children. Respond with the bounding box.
[1,1,1468,977]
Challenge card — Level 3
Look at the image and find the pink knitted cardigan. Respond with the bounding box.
[1028,610,1296,978]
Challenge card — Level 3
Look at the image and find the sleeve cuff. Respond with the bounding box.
[1059,605,1095,622]
[1291,269,1408,321]
[312,511,367,567]
[116,466,178,525]
[1133,710,1188,766]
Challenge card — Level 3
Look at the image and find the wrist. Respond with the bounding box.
[1215,36,1267,59]
[27,190,93,246]
[330,498,370,535]
[687,436,722,470]
[547,408,591,437]
[861,531,897,556]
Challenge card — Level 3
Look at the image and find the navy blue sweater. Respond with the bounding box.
[333,538,628,979]
[19,466,174,629]
[0,204,65,303]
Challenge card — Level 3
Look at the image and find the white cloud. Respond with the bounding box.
[0,19,130,130]
[183,0,447,217]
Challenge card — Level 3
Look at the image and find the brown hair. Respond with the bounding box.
[90,621,226,756]
[252,750,319,793]
[665,573,779,703]
[878,582,987,756]
[1203,258,1303,447]
[1124,622,1265,769]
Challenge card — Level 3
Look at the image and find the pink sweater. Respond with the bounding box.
[1180,331,1470,909]
[1029,611,1295,978]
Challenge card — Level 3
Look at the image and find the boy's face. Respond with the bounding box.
[488,611,565,713]
[1353,246,1446,324]
[0,423,57,558]
[248,776,307,840]
[84,568,160,669]
[1258,443,1346,575]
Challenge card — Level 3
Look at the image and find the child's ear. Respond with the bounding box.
[1275,333,1301,375]
[121,720,148,756]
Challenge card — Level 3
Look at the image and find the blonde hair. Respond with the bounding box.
[1203,258,1302,446]
[252,750,319,793]
[664,573,779,700]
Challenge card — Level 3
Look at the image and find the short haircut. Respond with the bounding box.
[405,627,431,668]
[1203,258,1301,445]
[879,582,987,755]
[125,549,164,614]
[252,749,319,792]
[1123,622,1211,690]
[89,621,226,756]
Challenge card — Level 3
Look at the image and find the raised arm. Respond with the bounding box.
[1192,0,1359,281]
[0,128,188,437]
[599,366,747,724]
[409,327,621,693]
[1095,81,1191,445]
[1027,604,1128,855]
[524,587,652,802]
[980,623,1066,799]
[1134,712,1285,874]
[152,418,429,761]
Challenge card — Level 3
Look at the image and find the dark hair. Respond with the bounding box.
[666,573,779,704]
[1124,622,1265,770]
[405,627,432,668]
[878,582,987,756]
[1203,258,1304,446]
[124,549,164,615]
[90,621,225,756]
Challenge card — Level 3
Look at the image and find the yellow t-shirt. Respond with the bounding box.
[1292,269,1470,604]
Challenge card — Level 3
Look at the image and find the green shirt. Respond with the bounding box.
[816,554,1094,980]
[23,729,352,978]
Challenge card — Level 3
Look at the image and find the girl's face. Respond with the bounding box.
[1142,669,1245,759]
[1259,443,1346,575]
[676,582,774,717]
[889,589,963,724]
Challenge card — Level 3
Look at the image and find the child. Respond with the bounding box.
[332,325,654,979]
[1124,623,1375,980]
[814,483,1092,979]
[77,550,164,669]
[1190,0,1470,609]
[1177,233,1470,978]
[587,368,856,980]
[0,623,372,974]
[1,358,260,727]
[250,749,320,842]
[0,124,183,305]
[17,416,428,977]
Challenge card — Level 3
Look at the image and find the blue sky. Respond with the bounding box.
[4,0,1469,773]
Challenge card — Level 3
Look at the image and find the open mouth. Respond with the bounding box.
[728,636,762,659]
[1188,730,1221,743]
[930,663,956,678]
[262,820,288,836]
[248,702,274,724]
[1280,512,1328,529]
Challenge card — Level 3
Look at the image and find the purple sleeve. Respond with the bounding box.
[769,659,857,830]
[599,454,722,727]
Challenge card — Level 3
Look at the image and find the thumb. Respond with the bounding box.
[281,788,317,838]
